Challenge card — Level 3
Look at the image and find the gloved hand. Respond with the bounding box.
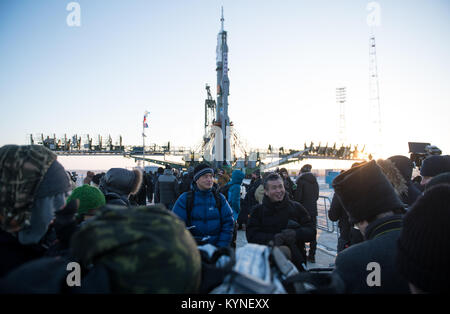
[273,233,285,246]
[281,229,297,244]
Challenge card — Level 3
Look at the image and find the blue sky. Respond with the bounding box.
[1,0,449,159]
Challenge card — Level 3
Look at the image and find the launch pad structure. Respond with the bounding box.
[28,8,371,172]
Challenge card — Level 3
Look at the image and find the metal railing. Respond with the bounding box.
[316,195,338,235]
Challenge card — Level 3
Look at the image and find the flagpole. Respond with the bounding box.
[143,113,146,170]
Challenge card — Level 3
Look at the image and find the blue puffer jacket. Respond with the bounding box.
[227,170,245,220]
[172,185,234,248]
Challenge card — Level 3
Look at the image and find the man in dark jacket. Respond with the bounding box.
[155,166,179,210]
[331,160,410,293]
[129,170,154,206]
[246,172,316,269]
[179,167,194,195]
[294,164,319,262]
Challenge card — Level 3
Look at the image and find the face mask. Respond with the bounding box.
[18,193,66,245]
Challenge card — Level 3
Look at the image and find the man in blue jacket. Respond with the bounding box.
[173,163,234,248]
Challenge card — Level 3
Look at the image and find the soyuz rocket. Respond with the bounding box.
[215,7,231,164]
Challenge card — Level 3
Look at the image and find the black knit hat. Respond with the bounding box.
[420,155,450,177]
[396,185,450,293]
[332,160,404,224]
[193,163,214,182]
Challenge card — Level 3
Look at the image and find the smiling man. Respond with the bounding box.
[172,163,234,248]
[246,172,316,268]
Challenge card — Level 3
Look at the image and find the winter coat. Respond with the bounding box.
[405,182,421,207]
[103,191,131,206]
[328,194,363,248]
[294,172,319,217]
[179,171,194,195]
[283,176,295,200]
[172,185,234,248]
[0,230,46,278]
[227,170,245,220]
[328,194,351,242]
[156,169,179,207]
[246,194,316,261]
[333,214,410,294]
[241,178,262,214]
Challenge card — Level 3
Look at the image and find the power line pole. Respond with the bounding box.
[369,32,382,156]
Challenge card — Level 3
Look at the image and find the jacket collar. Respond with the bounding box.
[193,184,213,195]
[365,214,403,240]
[262,193,289,210]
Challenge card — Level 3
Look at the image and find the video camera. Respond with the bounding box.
[408,142,442,168]
[66,171,78,183]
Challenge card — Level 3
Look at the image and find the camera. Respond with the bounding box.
[408,142,442,168]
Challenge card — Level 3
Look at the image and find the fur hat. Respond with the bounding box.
[396,185,450,293]
[332,160,404,224]
[376,159,408,197]
[387,155,414,182]
[100,168,143,196]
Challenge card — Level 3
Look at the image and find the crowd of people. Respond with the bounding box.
[0,144,449,293]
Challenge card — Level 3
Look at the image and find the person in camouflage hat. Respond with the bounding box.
[0,144,71,277]
[70,204,202,293]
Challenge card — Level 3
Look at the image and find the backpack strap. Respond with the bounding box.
[213,190,222,217]
[185,190,195,227]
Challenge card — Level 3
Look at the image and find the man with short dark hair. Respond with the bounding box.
[246,172,316,268]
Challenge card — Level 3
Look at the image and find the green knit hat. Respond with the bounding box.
[67,184,106,215]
